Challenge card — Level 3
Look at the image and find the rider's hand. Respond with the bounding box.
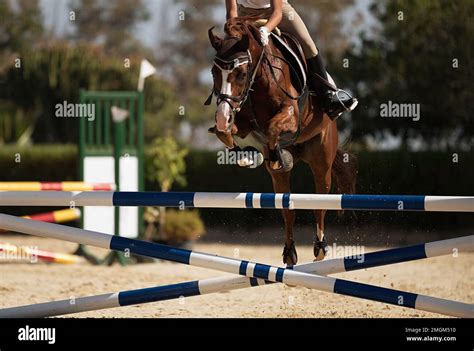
[259,26,270,46]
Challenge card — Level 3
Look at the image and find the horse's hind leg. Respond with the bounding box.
[310,166,331,261]
[305,123,338,261]
[266,166,297,266]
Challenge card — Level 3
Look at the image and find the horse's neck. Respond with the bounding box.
[253,46,287,103]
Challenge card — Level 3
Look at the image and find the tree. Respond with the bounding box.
[0,0,43,55]
[335,0,473,149]
[158,0,221,138]
[291,0,355,57]
[0,42,179,143]
[146,135,188,192]
[69,0,151,55]
[0,0,44,144]
[145,135,188,240]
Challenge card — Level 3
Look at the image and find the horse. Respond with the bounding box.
[207,17,356,265]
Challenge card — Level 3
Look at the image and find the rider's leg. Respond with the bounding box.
[278,3,358,119]
[279,3,320,58]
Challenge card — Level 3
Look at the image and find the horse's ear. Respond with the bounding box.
[208,26,223,51]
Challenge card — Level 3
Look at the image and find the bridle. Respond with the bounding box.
[205,42,266,131]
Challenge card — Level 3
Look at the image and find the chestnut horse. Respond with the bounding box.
[208,18,356,265]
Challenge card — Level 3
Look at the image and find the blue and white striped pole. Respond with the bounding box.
[0,214,472,318]
[0,191,473,211]
[0,234,472,318]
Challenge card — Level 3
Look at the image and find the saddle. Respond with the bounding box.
[270,32,308,95]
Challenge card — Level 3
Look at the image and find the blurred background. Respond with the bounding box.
[0,0,473,246]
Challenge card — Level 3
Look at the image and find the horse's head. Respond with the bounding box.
[208,18,264,133]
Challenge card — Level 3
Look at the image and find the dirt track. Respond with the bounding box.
[0,234,473,318]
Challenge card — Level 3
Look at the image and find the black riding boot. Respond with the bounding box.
[306,55,358,120]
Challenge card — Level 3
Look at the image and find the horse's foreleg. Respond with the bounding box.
[266,167,297,266]
[266,104,297,171]
[215,124,239,149]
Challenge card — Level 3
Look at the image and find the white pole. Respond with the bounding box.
[0,235,472,318]
[1,192,473,212]
[0,214,472,318]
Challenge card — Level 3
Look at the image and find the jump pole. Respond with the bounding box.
[0,214,472,318]
[0,243,79,264]
[21,208,81,224]
[0,235,472,318]
[0,209,80,233]
[0,192,473,212]
[0,182,115,191]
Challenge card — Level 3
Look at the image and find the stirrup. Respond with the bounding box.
[324,89,358,119]
[268,146,293,172]
[334,89,358,111]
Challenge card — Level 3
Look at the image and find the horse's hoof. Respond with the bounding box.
[269,149,293,173]
[208,126,216,134]
[237,146,264,168]
[313,237,329,261]
[282,241,298,266]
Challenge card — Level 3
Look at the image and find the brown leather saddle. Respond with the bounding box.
[271,31,308,95]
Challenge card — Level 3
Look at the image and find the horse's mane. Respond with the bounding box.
[216,17,262,58]
[224,16,261,42]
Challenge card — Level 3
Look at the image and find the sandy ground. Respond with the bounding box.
[0,234,473,318]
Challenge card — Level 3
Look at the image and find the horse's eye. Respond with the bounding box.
[238,70,247,80]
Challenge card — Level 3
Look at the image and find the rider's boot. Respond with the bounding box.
[306,55,358,120]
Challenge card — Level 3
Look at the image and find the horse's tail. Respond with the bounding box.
[331,148,357,195]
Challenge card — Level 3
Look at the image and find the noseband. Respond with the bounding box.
[205,43,266,129]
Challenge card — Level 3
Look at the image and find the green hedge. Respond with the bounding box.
[175,149,474,229]
[0,145,472,228]
[0,144,77,181]
[0,145,78,217]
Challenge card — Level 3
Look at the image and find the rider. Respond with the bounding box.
[225,0,358,119]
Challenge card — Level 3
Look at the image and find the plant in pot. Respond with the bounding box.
[144,135,205,247]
